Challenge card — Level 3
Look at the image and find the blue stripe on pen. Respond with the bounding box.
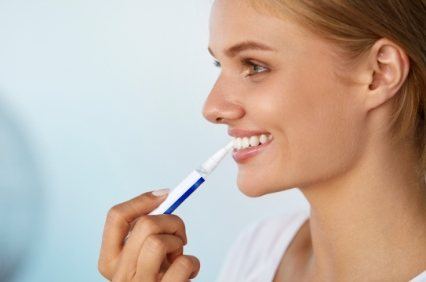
[164,177,206,214]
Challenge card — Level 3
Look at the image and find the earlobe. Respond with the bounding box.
[365,39,410,111]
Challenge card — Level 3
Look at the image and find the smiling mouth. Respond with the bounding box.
[232,133,273,151]
[231,134,273,163]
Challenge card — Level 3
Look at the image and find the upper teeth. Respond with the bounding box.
[233,134,272,150]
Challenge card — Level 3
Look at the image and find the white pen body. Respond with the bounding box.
[149,169,206,215]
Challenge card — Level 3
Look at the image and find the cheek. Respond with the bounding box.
[247,69,366,191]
[234,62,366,195]
[275,73,366,186]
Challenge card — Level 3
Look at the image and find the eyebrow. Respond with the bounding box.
[208,40,276,58]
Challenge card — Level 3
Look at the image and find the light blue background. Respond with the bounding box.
[0,1,308,281]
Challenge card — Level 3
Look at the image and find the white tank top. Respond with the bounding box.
[216,208,426,282]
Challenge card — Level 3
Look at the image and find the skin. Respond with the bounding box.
[98,0,426,280]
[203,0,426,281]
[98,190,200,281]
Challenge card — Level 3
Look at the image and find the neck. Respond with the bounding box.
[300,136,426,281]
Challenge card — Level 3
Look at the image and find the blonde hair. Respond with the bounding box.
[249,0,426,179]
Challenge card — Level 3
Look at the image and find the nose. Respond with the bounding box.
[202,76,245,124]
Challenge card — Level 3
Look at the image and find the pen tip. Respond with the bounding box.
[225,139,235,151]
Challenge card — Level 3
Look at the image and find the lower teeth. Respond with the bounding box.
[238,144,262,150]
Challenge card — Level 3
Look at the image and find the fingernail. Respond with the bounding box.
[152,188,170,197]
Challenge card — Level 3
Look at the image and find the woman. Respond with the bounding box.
[98,0,426,281]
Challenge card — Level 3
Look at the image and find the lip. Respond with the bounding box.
[228,128,271,138]
[232,138,273,163]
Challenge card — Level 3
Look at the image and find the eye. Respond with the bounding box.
[212,59,269,78]
[242,59,269,77]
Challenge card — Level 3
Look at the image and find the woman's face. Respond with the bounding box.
[203,0,367,197]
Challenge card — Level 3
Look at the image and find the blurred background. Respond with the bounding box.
[0,1,308,281]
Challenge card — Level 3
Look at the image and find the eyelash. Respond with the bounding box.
[213,59,269,77]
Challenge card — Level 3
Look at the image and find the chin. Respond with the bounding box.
[236,171,298,197]
[236,175,270,197]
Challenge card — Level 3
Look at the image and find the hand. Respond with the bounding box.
[98,189,201,281]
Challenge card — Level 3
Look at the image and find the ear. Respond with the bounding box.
[364,38,410,111]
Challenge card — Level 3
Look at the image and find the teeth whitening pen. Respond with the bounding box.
[149,140,234,215]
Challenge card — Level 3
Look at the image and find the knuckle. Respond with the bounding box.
[169,214,185,227]
[134,215,159,233]
[144,235,167,254]
[107,205,124,222]
[97,259,110,279]
[167,214,187,244]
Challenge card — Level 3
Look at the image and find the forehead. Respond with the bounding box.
[208,0,304,54]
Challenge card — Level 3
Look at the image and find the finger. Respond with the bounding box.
[156,246,184,274]
[167,246,184,264]
[157,272,165,281]
[158,246,184,273]
[132,234,184,281]
[113,214,187,277]
[161,255,200,282]
[98,190,169,278]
